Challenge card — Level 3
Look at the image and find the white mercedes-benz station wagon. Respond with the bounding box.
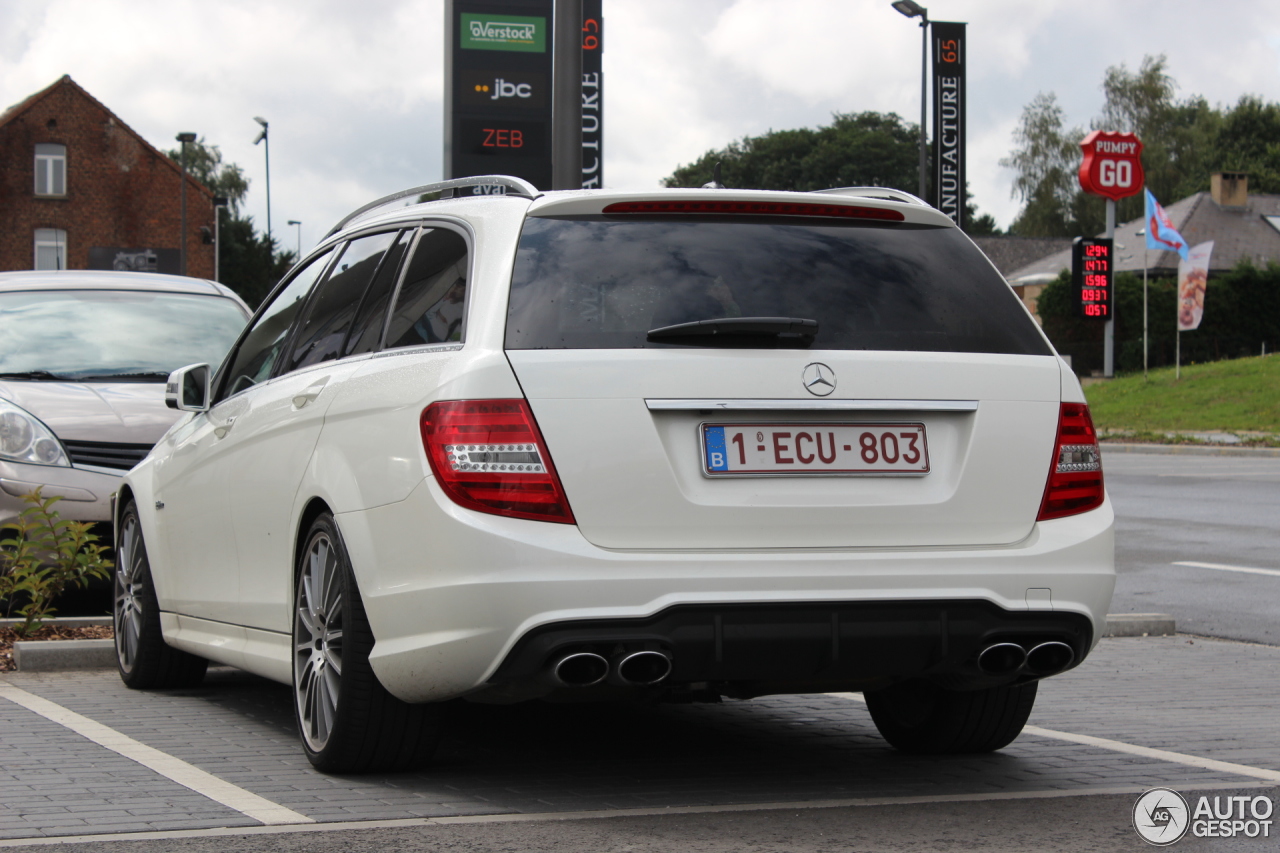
[113,176,1113,773]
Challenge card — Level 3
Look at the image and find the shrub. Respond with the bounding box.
[0,489,113,636]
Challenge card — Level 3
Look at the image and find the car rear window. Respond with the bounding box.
[504,216,1051,355]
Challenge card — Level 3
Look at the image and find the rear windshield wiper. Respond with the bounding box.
[0,370,74,381]
[647,317,819,341]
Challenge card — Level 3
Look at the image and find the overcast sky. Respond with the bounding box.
[4,0,1280,254]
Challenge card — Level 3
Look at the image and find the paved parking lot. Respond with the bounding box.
[0,634,1277,846]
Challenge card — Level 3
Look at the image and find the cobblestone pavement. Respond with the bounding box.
[0,635,1275,841]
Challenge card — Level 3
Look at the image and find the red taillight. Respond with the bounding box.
[601,199,906,221]
[1037,402,1105,521]
[421,399,575,524]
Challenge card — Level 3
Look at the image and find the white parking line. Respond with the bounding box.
[831,692,1280,783]
[1173,561,1280,578]
[3,781,1273,847]
[0,682,311,826]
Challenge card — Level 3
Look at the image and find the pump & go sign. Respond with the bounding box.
[1079,131,1144,201]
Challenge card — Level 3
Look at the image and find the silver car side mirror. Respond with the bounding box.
[165,363,212,412]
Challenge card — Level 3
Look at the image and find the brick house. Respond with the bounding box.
[0,75,213,277]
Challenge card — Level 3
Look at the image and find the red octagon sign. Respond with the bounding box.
[1078,131,1144,201]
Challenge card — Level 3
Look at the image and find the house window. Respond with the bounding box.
[35,144,66,196]
[34,229,67,270]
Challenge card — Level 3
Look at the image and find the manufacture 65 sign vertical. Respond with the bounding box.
[932,21,965,230]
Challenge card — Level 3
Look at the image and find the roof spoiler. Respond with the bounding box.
[811,187,929,206]
[325,175,540,238]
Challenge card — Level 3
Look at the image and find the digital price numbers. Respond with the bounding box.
[1072,237,1114,320]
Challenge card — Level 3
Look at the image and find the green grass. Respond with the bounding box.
[1084,354,1280,436]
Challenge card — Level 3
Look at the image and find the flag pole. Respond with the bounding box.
[1143,248,1149,379]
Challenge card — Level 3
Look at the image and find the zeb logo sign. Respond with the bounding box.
[461,13,545,52]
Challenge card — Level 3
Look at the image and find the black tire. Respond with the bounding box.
[865,679,1037,754]
[292,513,444,773]
[114,502,208,689]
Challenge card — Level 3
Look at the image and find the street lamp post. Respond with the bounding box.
[213,196,229,283]
[253,116,272,245]
[287,220,302,258]
[891,1,929,201]
[176,132,197,276]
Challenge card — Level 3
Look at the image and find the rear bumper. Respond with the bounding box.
[487,600,1092,701]
[339,478,1115,704]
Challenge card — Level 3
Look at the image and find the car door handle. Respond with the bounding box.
[293,378,329,409]
[214,415,236,439]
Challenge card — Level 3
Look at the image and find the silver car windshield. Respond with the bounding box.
[0,289,248,381]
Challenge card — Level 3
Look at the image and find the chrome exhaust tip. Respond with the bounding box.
[551,652,609,687]
[1026,641,1075,676]
[615,650,672,686]
[977,642,1027,676]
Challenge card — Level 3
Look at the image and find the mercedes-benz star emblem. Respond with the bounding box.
[802,362,836,396]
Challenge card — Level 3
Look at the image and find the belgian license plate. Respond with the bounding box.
[701,423,930,476]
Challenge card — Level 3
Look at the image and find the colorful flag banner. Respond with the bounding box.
[1177,241,1213,331]
[1145,189,1189,261]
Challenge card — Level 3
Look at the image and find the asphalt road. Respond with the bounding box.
[1103,450,1280,645]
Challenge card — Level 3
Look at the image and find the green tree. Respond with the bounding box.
[164,138,292,307]
[1002,55,1240,237]
[664,111,1000,234]
[164,138,249,212]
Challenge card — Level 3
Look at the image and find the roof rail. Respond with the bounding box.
[811,187,929,206]
[325,175,541,238]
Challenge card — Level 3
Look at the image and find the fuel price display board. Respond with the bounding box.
[1072,237,1114,320]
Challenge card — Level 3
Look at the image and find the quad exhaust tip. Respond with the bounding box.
[616,650,673,686]
[977,642,1027,676]
[551,652,609,687]
[1026,641,1075,676]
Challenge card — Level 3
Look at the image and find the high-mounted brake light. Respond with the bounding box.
[421,399,575,524]
[601,200,906,221]
[1037,403,1105,521]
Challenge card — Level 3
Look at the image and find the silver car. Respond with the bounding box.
[0,271,250,542]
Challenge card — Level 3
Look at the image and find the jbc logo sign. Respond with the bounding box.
[458,71,545,109]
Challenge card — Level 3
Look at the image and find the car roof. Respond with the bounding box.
[324,176,952,239]
[0,270,249,307]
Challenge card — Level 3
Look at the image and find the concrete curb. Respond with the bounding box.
[13,639,115,671]
[1104,613,1177,637]
[0,617,111,629]
[1100,442,1280,458]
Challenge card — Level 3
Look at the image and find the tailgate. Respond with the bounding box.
[508,349,1061,549]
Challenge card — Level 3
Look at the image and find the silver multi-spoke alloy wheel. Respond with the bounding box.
[112,501,207,689]
[294,529,346,753]
[113,512,145,674]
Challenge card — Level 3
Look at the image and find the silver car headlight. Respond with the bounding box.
[0,398,70,467]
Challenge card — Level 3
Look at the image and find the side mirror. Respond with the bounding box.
[165,363,211,412]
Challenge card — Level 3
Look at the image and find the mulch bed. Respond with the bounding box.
[0,625,113,672]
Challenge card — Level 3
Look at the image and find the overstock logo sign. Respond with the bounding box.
[461,14,545,52]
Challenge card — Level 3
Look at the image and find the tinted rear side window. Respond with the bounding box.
[505,217,1050,354]
[287,231,400,372]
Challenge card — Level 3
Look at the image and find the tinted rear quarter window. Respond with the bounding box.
[385,228,469,349]
[505,216,1050,355]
